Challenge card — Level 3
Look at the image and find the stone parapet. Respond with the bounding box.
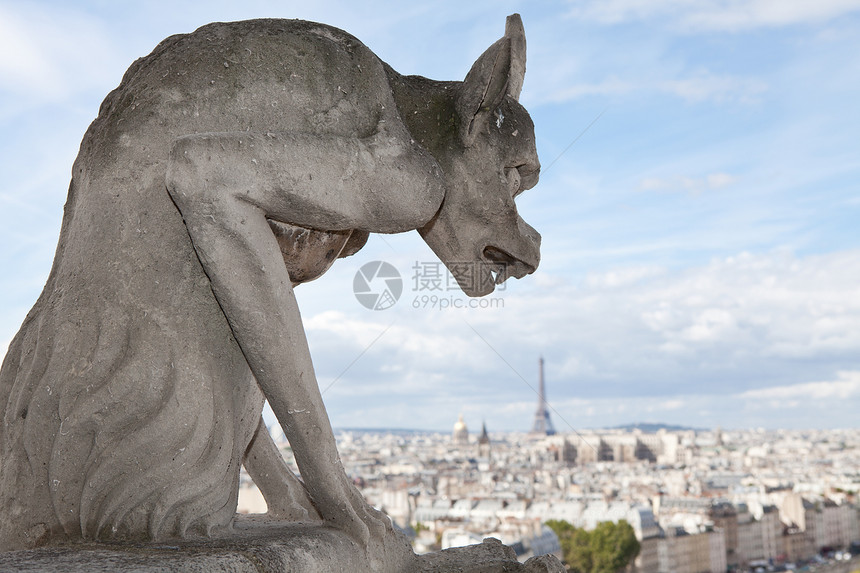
[0,520,564,573]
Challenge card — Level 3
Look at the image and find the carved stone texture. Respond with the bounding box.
[0,530,565,572]
[0,14,542,570]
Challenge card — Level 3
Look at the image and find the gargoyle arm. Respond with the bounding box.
[165,129,443,544]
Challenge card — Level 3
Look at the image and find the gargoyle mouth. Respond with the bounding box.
[482,246,537,285]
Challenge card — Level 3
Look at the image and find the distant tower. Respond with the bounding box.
[452,413,469,445]
[530,357,556,435]
[478,421,491,459]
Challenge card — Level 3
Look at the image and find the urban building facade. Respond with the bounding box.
[237,425,860,572]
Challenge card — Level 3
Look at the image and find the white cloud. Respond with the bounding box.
[658,74,768,103]
[544,78,634,103]
[0,3,122,101]
[509,378,860,431]
[541,73,767,105]
[682,0,860,31]
[681,308,738,343]
[566,0,690,25]
[706,173,738,189]
[299,248,860,424]
[567,0,860,31]
[585,266,665,289]
[304,309,494,371]
[740,371,860,400]
[659,399,685,411]
[0,7,59,95]
[635,250,860,358]
[479,248,860,415]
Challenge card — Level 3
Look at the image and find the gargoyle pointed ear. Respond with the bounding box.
[505,14,527,101]
[457,14,527,146]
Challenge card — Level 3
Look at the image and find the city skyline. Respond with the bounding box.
[1,0,859,432]
[319,425,860,571]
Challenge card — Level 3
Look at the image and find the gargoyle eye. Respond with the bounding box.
[506,167,524,198]
[514,161,540,195]
[515,169,526,197]
[509,163,538,197]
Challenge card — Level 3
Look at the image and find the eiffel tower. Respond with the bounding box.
[530,356,556,435]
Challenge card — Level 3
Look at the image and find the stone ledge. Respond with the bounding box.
[0,520,564,573]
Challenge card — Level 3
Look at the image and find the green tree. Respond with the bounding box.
[545,519,576,537]
[588,520,640,573]
[544,519,640,573]
[545,519,578,569]
[568,527,594,573]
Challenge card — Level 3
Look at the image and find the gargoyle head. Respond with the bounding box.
[419,14,541,297]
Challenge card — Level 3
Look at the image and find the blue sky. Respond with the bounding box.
[1,0,859,432]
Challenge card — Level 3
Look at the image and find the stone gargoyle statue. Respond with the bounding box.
[0,13,545,570]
